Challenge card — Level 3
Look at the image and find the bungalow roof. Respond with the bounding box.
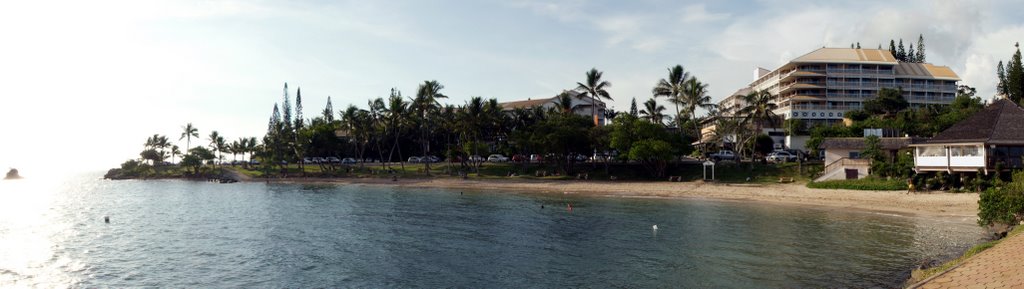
[925,99,1024,145]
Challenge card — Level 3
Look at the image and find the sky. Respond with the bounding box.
[0,0,1021,173]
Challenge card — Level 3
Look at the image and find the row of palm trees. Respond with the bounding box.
[139,65,781,176]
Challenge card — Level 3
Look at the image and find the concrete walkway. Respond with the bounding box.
[914,232,1024,289]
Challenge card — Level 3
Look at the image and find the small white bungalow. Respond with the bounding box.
[912,99,1024,174]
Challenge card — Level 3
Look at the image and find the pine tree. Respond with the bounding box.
[916,34,926,63]
[323,96,335,122]
[897,39,906,62]
[908,44,916,63]
[281,83,292,132]
[889,40,897,58]
[997,61,1008,96]
[629,97,639,117]
[1007,43,1024,103]
[294,87,304,130]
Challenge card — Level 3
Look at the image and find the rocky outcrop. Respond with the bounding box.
[4,168,21,180]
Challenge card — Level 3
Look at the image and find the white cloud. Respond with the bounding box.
[681,4,730,23]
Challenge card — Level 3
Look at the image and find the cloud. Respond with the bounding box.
[681,4,730,23]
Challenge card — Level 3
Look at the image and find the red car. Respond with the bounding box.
[511,154,527,162]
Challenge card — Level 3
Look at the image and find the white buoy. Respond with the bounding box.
[652,225,658,230]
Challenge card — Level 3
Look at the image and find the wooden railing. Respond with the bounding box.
[823,157,872,176]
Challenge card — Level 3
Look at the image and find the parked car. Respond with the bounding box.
[766,150,798,163]
[469,155,485,162]
[341,157,357,164]
[408,156,422,163]
[708,150,738,161]
[511,154,526,162]
[326,156,341,163]
[303,157,315,164]
[529,154,544,163]
[487,154,509,162]
[421,156,440,163]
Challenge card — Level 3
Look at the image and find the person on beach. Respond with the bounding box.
[906,178,915,194]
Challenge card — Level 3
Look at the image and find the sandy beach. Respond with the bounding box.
[250,174,979,219]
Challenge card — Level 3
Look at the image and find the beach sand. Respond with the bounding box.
[252,174,979,219]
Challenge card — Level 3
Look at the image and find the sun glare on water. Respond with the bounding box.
[0,175,81,287]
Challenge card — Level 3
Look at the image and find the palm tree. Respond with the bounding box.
[552,91,575,115]
[739,90,779,160]
[460,96,486,174]
[681,78,717,146]
[246,137,259,164]
[412,80,447,173]
[384,90,410,170]
[639,98,666,125]
[208,131,222,167]
[575,68,613,126]
[652,65,691,131]
[170,145,181,164]
[368,97,388,171]
[180,123,199,152]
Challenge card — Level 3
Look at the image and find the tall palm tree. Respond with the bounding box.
[180,123,199,152]
[208,131,222,167]
[246,137,259,164]
[639,98,666,125]
[170,145,181,164]
[384,90,410,170]
[412,80,447,173]
[460,96,485,173]
[739,90,779,159]
[652,65,691,131]
[368,97,388,170]
[682,78,717,146]
[575,68,613,126]
[552,91,576,115]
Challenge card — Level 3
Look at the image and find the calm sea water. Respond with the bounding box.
[0,172,985,288]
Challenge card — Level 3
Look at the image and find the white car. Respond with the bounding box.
[341,157,357,164]
[407,156,422,163]
[487,154,509,162]
[469,155,485,162]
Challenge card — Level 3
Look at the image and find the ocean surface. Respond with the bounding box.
[0,172,986,288]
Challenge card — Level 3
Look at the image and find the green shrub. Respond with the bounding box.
[807,178,906,190]
[978,170,1024,226]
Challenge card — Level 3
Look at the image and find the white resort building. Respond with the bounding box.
[709,47,961,151]
[499,90,608,125]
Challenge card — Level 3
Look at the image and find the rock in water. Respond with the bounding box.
[4,168,21,180]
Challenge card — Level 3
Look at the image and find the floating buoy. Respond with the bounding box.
[541,205,545,209]
[652,225,658,230]
[104,216,110,223]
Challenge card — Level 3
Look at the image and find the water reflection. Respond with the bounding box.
[0,174,988,288]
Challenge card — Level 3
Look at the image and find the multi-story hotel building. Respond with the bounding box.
[720,48,960,128]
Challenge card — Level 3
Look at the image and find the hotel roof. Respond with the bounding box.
[791,48,897,64]
[894,62,961,81]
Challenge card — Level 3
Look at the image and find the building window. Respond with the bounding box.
[918,146,947,157]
